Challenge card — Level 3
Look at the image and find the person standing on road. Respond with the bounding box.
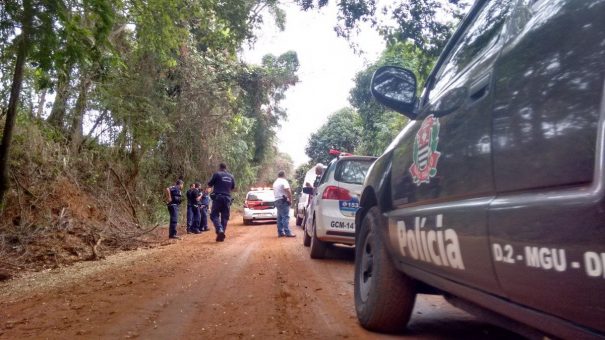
[199,188,210,231]
[186,183,198,234]
[191,182,203,233]
[207,163,235,242]
[165,179,184,239]
[273,170,295,238]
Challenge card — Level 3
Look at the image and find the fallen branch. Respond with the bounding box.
[108,166,141,228]
[9,171,36,199]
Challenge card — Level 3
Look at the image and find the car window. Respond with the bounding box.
[246,191,274,201]
[335,159,374,185]
[319,160,336,186]
[430,0,514,99]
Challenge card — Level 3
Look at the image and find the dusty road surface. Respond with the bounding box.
[0,215,521,339]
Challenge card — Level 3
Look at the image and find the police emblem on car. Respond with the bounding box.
[409,114,441,185]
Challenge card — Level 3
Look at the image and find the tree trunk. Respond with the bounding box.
[0,0,33,205]
[35,88,47,119]
[46,65,72,130]
[69,73,91,152]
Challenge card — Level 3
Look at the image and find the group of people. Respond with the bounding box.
[165,163,235,242]
[164,162,315,242]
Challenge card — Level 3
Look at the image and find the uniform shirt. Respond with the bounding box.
[186,188,199,205]
[208,171,235,195]
[273,177,290,200]
[200,193,210,206]
[169,186,182,205]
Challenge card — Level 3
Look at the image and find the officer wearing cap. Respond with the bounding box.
[165,179,184,239]
[207,163,235,242]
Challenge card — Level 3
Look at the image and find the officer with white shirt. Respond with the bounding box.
[273,170,295,237]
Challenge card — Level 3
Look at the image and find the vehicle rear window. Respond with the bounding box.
[335,159,374,185]
[246,191,274,201]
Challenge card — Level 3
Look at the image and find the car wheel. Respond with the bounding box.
[354,206,416,333]
[303,221,311,247]
[296,215,303,226]
[309,217,327,259]
[243,219,253,226]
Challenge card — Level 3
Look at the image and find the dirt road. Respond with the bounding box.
[0,215,520,339]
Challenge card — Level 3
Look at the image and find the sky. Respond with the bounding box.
[241,2,385,167]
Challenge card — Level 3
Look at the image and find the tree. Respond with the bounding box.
[349,41,434,156]
[0,0,115,204]
[305,107,362,165]
[295,0,467,57]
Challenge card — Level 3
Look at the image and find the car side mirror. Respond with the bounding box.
[302,186,314,195]
[371,66,418,119]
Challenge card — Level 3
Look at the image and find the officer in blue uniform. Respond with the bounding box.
[185,183,197,233]
[165,179,184,239]
[199,188,210,231]
[186,183,202,234]
[207,163,235,242]
[191,182,202,233]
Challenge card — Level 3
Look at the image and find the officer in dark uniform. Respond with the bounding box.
[186,183,197,233]
[186,183,202,234]
[199,188,210,231]
[191,182,202,233]
[165,179,184,239]
[207,163,235,242]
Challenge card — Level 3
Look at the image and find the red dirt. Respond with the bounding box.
[0,215,518,339]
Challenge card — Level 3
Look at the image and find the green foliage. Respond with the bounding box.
[349,41,435,156]
[305,107,363,165]
[293,161,313,193]
[295,0,467,57]
[1,0,298,217]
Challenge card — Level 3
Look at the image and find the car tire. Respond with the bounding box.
[243,219,253,226]
[354,206,416,333]
[296,215,303,226]
[303,222,311,247]
[309,217,327,259]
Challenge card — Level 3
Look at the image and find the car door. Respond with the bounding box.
[386,0,515,294]
[488,0,605,332]
[307,160,336,232]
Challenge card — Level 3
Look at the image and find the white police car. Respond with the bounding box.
[242,188,277,225]
[302,155,376,258]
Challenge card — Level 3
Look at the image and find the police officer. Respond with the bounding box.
[165,179,184,239]
[199,187,210,231]
[207,163,235,242]
[191,182,202,233]
[186,183,197,234]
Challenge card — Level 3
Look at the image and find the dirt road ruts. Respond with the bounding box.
[0,215,520,339]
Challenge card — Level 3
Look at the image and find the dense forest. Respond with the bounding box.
[0,0,466,276]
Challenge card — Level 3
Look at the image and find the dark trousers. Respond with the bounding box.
[167,204,179,237]
[200,206,208,230]
[186,205,195,230]
[210,195,231,233]
[192,205,201,231]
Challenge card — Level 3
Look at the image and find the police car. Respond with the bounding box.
[353,0,605,338]
[302,155,376,259]
[242,188,277,225]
